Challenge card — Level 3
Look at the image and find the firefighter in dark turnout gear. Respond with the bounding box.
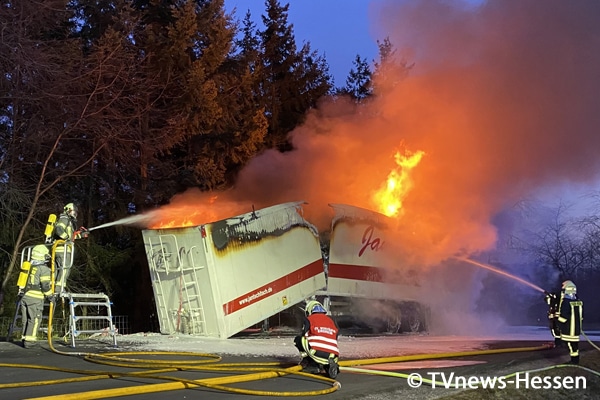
[557,280,583,364]
[544,289,562,347]
[52,203,87,294]
[20,245,54,348]
[294,300,340,378]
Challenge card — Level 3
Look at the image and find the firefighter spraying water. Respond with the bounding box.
[10,203,119,347]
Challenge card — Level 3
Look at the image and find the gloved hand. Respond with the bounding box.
[79,226,90,239]
[46,294,56,304]
[17,289,24,299]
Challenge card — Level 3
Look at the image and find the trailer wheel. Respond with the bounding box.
[400,303,423,333]
[385,313,402,334]
[405,312,421,333]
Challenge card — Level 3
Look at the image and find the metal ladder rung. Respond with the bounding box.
[73,329,116,334]
[72,316,112,321]
[70,301,111,307]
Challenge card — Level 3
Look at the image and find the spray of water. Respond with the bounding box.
[455,257,545,293]
[88,211,158,232]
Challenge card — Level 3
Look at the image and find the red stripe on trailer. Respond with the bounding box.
[328,263,384,282]
[223,260,324,316]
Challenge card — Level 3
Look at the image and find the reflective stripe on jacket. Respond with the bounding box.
[306,313,339,356]
[54,213,77,251]
[558,297,583,342]
[24,262,52,299]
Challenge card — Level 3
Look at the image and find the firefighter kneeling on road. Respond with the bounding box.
[19,244,55,349]
[294,300,340,378]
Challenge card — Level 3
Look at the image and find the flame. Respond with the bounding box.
[145,195,252,229]
[151,218,196,229]
[372,148,425,217]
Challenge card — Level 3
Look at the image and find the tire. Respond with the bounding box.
[385,313,402,334]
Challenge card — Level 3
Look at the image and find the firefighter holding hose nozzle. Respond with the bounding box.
[51,203,89,294]
[557,280,583,365]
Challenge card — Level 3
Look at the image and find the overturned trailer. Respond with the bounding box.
[141,201,429,338]
[141,202,325,338]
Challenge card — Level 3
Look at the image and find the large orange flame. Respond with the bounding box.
[372,148,425,217]
[147,195,234,229]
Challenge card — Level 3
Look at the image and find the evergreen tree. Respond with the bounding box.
[258,0,332,151]
[339,54,373,102]
[372,37,412,94]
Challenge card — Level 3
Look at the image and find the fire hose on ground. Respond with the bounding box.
[2,328,600,399]
[3,247,598,397]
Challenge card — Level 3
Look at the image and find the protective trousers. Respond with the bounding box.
[21,295,44,342]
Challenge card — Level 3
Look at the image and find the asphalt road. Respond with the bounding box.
[0,339,595,400]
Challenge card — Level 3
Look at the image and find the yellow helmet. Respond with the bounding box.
[31,245,50,262]
[64,203,78,218]
[305,300,326,316]
[562,280,576,295]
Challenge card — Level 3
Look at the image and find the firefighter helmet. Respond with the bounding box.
[562,280,577,295]
[305,300,326,316]
[64,203,78,218]
[31,245,50,262]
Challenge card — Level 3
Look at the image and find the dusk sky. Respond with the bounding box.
[224,0,380,85]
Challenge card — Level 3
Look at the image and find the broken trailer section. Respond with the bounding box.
[142,202,325,339]
[142,201,429,338]
[320,204,429,334]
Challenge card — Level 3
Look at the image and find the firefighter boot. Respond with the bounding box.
[301,358,322,374]
[327,358,339,379]
[569,356,579,365]
[21,339,39,349]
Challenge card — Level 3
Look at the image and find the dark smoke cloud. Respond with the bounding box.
[173,0,600,270]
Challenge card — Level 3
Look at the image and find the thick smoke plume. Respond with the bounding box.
[155,0,600,268]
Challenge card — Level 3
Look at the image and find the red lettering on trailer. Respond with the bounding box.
[358,225,384,257]
[328,263,384,282]
[222,260,324,315]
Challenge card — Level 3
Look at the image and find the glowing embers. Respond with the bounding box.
[372,148,425,217]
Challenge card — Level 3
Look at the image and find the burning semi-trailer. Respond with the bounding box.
[141,201,430,339]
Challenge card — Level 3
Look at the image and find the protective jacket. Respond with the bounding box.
[53,212,78,249]
[305,313,340,356]
[557,295,583,342]
[22,261,53,301]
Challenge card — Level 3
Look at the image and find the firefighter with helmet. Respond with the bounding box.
[294,300,340,378]
[52,202,88,294]
[20,244,55,348]
[557,280,583,364]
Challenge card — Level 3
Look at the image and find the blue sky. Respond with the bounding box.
[224,0,379,86]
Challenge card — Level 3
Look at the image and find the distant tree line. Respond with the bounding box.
[0,0,390,327]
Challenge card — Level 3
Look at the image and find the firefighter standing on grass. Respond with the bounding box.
[294,300,340,378]
[52,203,88,294]
[20,245,55,348]
[557,280,583,364]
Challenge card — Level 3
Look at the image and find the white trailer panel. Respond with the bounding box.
[322,204,420,301]
[142,202,325,338]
